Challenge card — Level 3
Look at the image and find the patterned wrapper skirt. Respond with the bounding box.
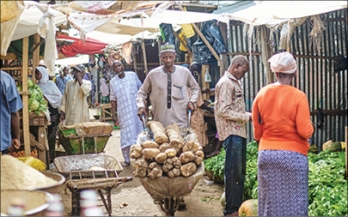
[258,150,308,216]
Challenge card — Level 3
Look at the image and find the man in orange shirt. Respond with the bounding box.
[214,55,251,216]
[252,52,313,216]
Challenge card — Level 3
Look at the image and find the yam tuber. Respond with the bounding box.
[183,141,201,153]
[159,143,171,152]
[172,168,181,177]
[164,148,177,158]
[142,148,161,160]
[165,123,184,149]
[147,162,163,179]
[147,121,168,143]
[155,152,167,164]
[179,151,195,164]
[180,162,197,177]
[133,158,148,178]
[130,144,143,159]
[141,140,159,149]
[194,157,204,166]
[195,150,204,158]
[172,156,182,169]
[183,132,199,144]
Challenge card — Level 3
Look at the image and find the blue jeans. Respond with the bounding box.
[223,135,247,215]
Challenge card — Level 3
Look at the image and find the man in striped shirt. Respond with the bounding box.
[214,55,252,216]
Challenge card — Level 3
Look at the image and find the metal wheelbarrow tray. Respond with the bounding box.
[53,153,123,179]
[138,163,205,216]
[53,154,132,216]
[58,123,113,155]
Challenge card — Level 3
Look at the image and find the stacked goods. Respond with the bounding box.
[27,79,48,115]
[131,121,204,179]
[1,155,57,190]
[60,122,114,136]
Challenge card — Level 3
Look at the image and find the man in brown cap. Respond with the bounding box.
[59,64,92,125]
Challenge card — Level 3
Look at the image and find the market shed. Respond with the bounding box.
[213,1,348,148]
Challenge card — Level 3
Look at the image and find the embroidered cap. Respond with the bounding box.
[268,52,297,74]
[160,44,175,54]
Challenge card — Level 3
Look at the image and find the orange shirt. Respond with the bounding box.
[252,83,314,156]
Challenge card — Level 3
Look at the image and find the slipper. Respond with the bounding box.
[121,162,131,167]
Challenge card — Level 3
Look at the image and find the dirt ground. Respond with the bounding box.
[56,109,225,216]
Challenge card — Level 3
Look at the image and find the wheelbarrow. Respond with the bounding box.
[54,154,132,216]
[138,163,204,216]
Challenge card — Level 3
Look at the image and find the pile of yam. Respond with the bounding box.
[131,121,204,179]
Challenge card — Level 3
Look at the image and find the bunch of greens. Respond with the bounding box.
[308,150,347,216]
[27,79,48,115]
[205,141,348,216]
[204,148,226,180]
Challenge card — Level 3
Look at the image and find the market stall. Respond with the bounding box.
[1,1,67,163]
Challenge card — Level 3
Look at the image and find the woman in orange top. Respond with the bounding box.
[252,52,313,217]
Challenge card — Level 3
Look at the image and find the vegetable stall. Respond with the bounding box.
[205,141,348,216]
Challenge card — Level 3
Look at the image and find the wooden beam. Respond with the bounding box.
[132,43,137,72]
[157,36,162,65]
[22,37,31,157]
[141,39,148,74]
[201,65,210,100]
[177,4,221,65]
[32,34,41,83]
[172,29,192,57]
[220,54,229,78]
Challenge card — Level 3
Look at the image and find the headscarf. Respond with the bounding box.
[100,78,109,96]
[268,52,297,74]
[36,66,62,108]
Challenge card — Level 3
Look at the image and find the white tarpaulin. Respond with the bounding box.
[220,1,347,26]
[55,54,90,66]
[12,1,67,41]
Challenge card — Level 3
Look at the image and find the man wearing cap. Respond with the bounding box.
[59,64,92,125]
[252,52,313,216]
[109,60,143,167]
[136,44,200,128]
[214,55,252,216]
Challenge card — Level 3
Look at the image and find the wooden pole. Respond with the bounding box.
[141,39,148,74]
[201,65,210,100]
[157,37,162,65]
[172,29,192,58]
[22,37,31,157]
[32,33,41,83]
[132,43,137,72]
[177,4,221,65]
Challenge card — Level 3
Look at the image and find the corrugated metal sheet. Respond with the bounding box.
[225,8,347,148]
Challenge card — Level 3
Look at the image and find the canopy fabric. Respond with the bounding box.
[55,54,90,66]
[57,34,107,57]
[217,1,348,26]
[1,1,25,23]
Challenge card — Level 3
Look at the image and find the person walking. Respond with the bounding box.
[100,77,110,104]
[109,60,143,167]
[55,65,71,95]
[0,70,23,155]
[214,55,252,216]
[252,52,314,216]
[59,64,91,125]
[136,44,200,128]
[35,66,63,160]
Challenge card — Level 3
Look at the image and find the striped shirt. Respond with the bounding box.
[214,71,250,140]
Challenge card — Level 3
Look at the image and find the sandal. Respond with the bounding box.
[121,162,131,167]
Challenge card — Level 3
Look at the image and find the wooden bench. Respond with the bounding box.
[100,103,114,122]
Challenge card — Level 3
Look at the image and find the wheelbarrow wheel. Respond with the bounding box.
[156,197,181,216]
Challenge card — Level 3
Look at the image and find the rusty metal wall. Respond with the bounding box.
[226,8,347,148]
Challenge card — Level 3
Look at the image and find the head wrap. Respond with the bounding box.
[268,52,297,74]
[36,66,62,108]
[160,44,175,54]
